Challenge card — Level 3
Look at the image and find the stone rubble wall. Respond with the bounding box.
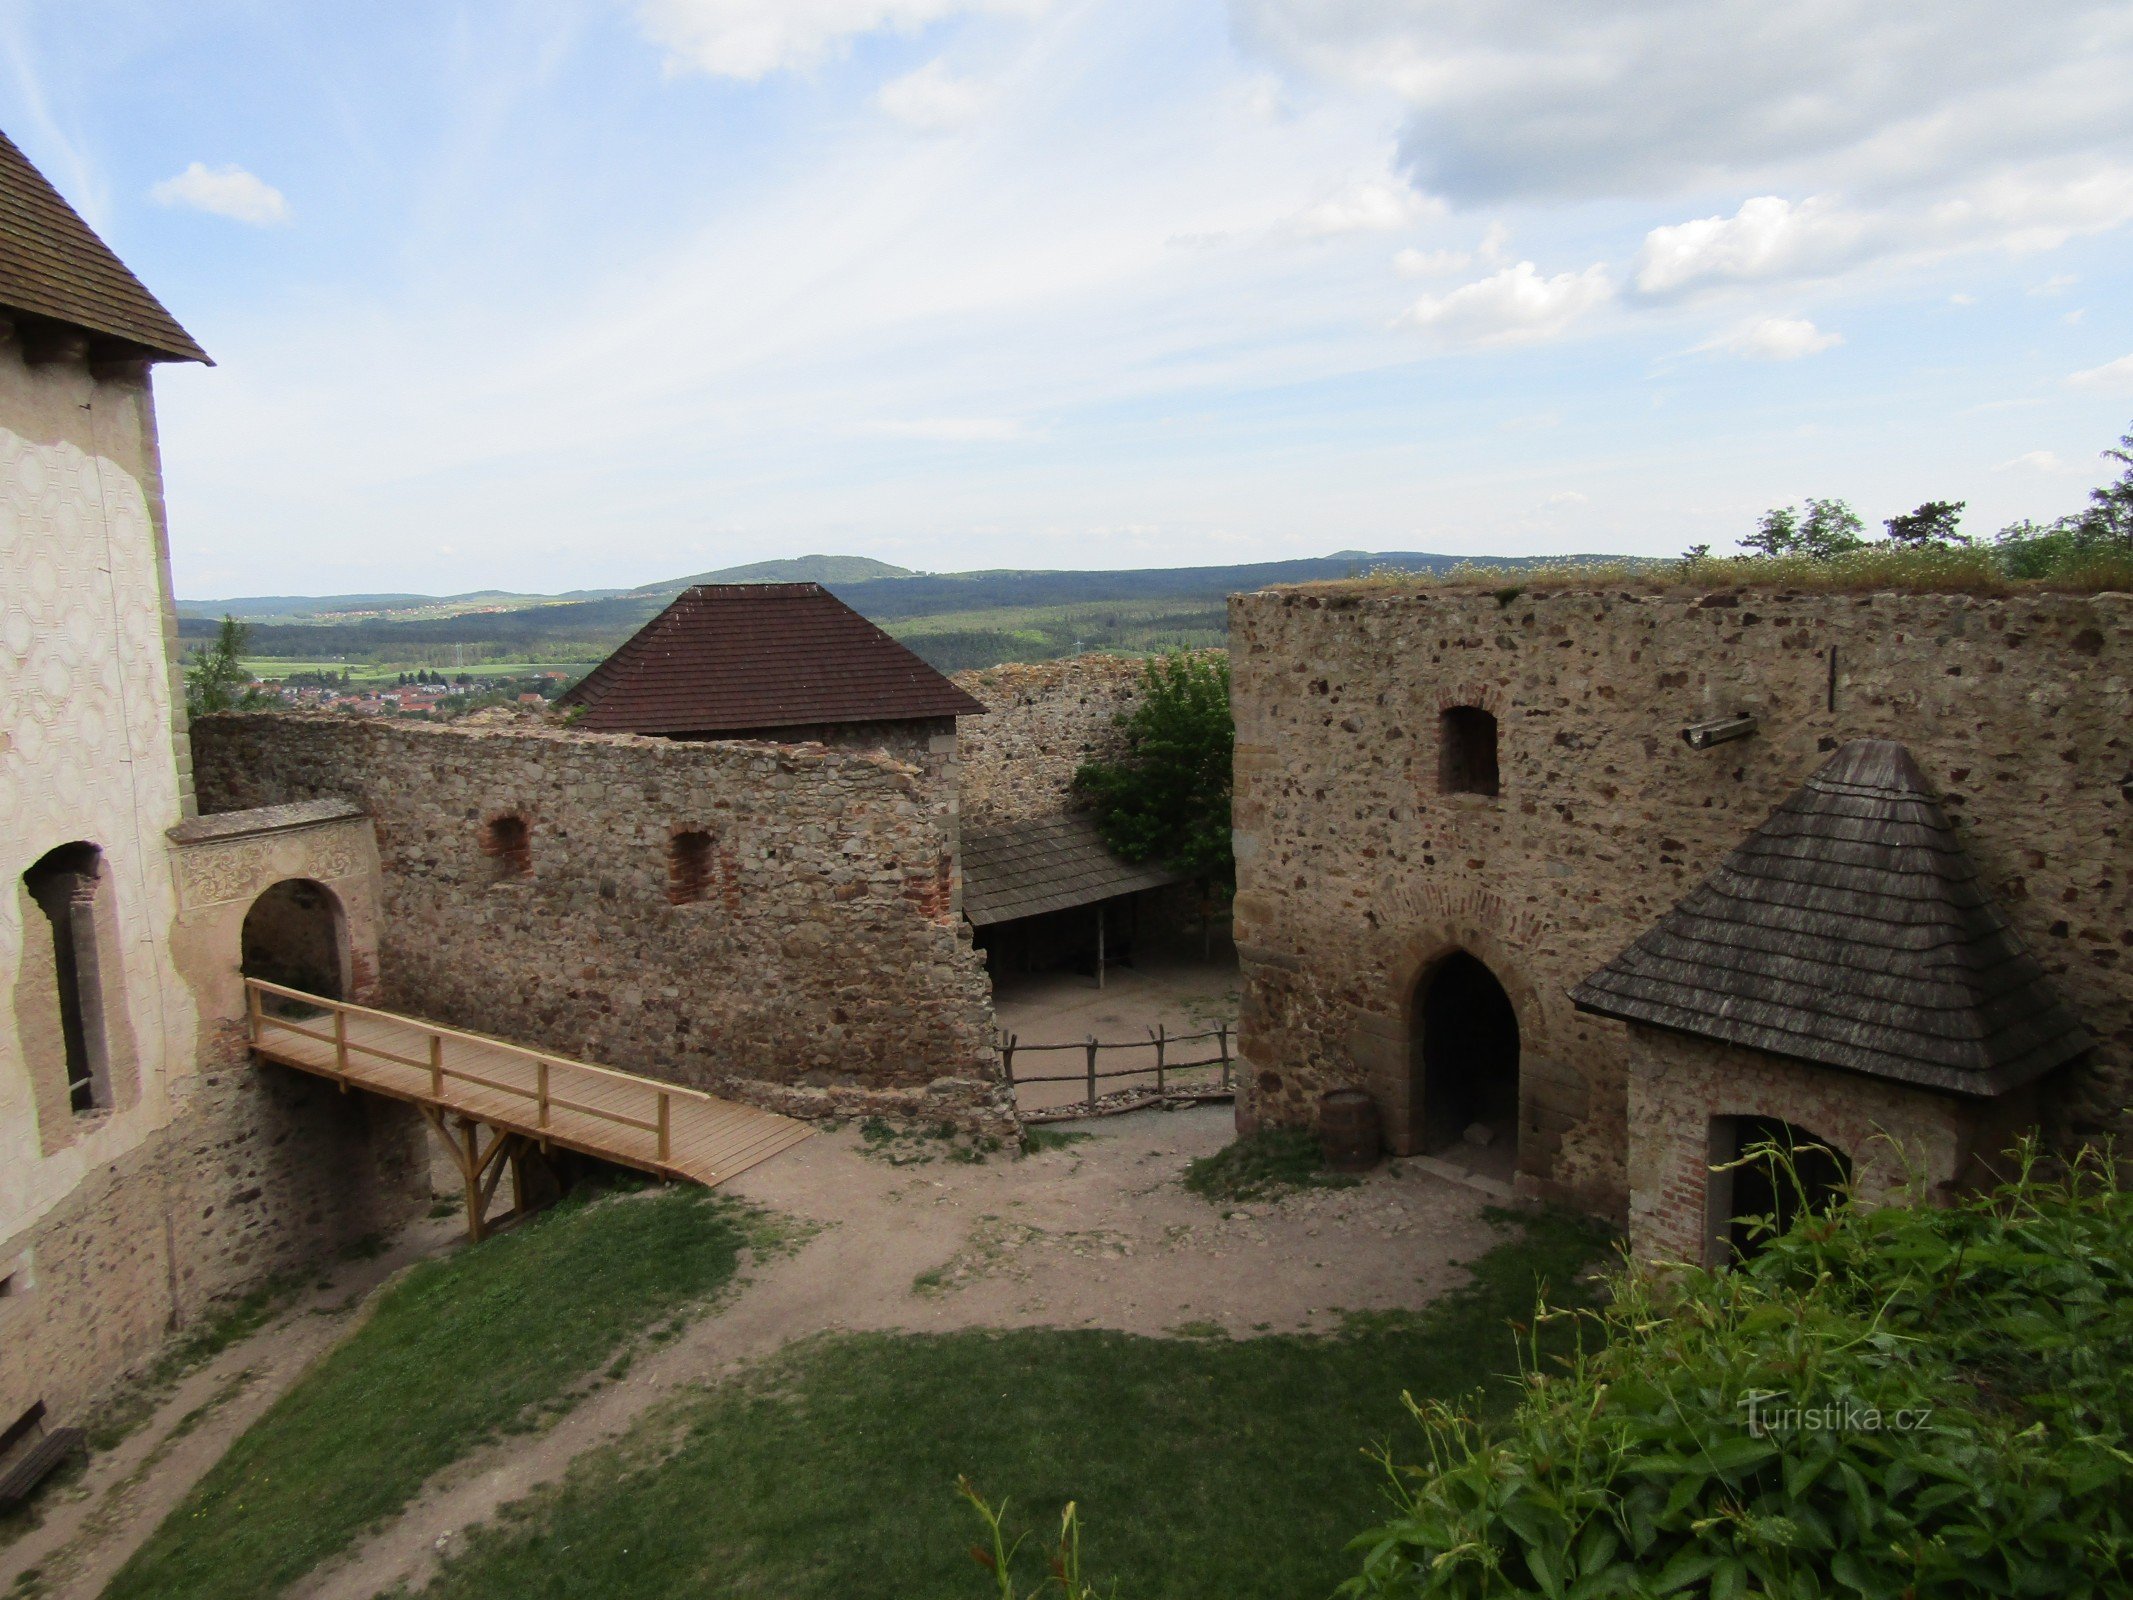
[953,655,1153,824]
[1230,582,2133,1222]
[190,714,1009,1134]
[2,1022,427,1427]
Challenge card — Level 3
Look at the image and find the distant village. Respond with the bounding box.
[255,668,577,719]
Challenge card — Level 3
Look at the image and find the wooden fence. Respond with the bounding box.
[997,1022,1233,1114]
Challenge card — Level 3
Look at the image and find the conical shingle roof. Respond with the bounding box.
[1570,739,2090,1095]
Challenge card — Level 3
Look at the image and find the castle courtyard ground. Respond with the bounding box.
[2,1104,1542,1600]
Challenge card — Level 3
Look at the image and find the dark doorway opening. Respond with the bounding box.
[1412,951,1520,1160]
[241,879,345,1013]
[1718,1116,1852,1264]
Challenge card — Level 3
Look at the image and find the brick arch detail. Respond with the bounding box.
[1434,681,1507,716]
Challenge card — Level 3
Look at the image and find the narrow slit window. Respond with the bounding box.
[669,829,713,905]
[482,814,532,881]
[22,842,110,1113]
[1439,706,1500,796]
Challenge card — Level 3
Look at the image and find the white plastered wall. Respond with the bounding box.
[0,349,200,1242]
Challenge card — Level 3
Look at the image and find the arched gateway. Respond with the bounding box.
[1408,950,1520,1164]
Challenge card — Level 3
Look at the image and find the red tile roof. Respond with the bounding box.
[557,583,985,735]
[0,128,207,363]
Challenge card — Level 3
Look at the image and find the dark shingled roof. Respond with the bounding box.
[556,582,985,735]
[0,128,207,363]
[962,814,1185,927]
[1570,739,2091,1096]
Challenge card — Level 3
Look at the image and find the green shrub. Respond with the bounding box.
[1342,1143,2133,1598]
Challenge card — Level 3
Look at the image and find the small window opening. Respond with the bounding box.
[22,842,108,1112]
[482,814,532,881]
[669,829,713,905]
[0,1272,16,1299]
[1439,706,1500,796]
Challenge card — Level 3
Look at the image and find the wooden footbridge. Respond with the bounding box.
[244,978,813,1239]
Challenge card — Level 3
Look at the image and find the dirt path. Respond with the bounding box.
[298,1104,1506,1599]
[0,1213,464,1600]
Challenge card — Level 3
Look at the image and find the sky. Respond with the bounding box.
[2,0,2130,598]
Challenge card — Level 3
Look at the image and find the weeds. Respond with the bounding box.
[1182,1127,1360,1204]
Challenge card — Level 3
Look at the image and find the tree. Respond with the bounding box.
[184,616,269,717]
[1743,498,1866,559]
[1073,651,1233,888]
[1883,499,1967,547]
[2080,420,2133,547]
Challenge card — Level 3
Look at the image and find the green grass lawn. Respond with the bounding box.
[105,1187,751,1600]
[413,1208,1609,1600]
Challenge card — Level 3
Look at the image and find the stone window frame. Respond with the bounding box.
[667,828,714,907]
[479,812,534,883]
[16,842,138,1151]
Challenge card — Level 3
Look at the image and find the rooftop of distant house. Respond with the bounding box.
[557,582,986,737]
[0,127,207,364]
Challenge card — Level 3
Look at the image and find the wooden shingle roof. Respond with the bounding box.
[1570,739,2091,1096]
[962,814,1185,927]
[0,128,207,364]
[556,583,985,735]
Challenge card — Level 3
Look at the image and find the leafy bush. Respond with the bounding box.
[1074,650,1234,887]
[1343,1143,2133,1598]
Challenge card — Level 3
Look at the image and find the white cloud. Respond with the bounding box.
[1995,450,2065,472]
[1233,0,2133,205]
[1635,196,1866,294]
[149,162,289,226]
[866,416,1028,441]
[1399,260,1612,347]
[875,57,987,129]
[1395,222,1508,277]
[1949,292,1977,305]
[1696,314,1842,361]
[2069,353,2133,394]
[2029,272,2078,295]
[1286,177,1435,238]
[634,0,1043,79]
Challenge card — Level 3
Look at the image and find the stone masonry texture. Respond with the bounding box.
[190,714,1005,1130]
[1229,582,2133,1223]
[953,655,1148,824]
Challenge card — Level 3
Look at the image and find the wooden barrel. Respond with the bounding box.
[1318,1088,1381,1173]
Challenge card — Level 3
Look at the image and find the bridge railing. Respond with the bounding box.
[243,977,717,1161]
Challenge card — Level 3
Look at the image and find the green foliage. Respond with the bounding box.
[1073,650,1234,887]
[106,1188,748,1600]
[1742,498,1867,560]
[1181,1126,1360,1203]
[409,1210,1608,1600]
[2078,421,2133,546]
[183,615,269,717]
[1883,499,1967,547]
[1342,1143,2133,1599]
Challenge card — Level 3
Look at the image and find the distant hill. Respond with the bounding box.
[180,550,1621,673]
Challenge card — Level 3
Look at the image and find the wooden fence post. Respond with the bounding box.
[429,1033,443,1098]
[1219,1024,1231,1089]
[1085,1035,1099,1112]
[1001,1033,1017,1088]
[333,1008,348,1077]
[537,1058,550,1128]
[245,980,263,1040]
[1153,1023,1166,1096]
[657,1091,671,1162]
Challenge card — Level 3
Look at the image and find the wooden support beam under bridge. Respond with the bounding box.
[243,978,815,1241]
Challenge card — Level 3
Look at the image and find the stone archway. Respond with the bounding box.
[240,878,347,1010]
[1409,950,1520,1168]
[1710,1115,1852,1264]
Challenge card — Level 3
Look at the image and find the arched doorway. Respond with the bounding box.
[1713,1116,1851,1264]
[241,879,346,1013]
[1409,951,1520,1163]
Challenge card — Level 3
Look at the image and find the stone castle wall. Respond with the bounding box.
[191,714,1005,1130]
[953,655,1151,823]
[2,1023,426,1427]
[1230,582,2133,1220]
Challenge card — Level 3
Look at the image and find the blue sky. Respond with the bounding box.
[3,0,2129,597]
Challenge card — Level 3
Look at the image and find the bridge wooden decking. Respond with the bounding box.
[244,978,813,1238]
